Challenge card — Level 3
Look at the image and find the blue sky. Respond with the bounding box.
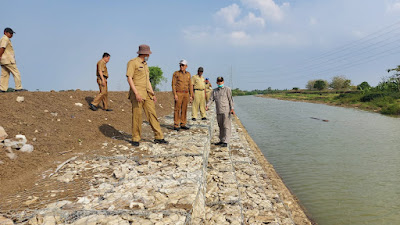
[2,0,400,91]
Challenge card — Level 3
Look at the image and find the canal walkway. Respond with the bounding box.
[0,107,312,224]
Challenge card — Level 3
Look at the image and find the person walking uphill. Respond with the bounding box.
[191,67,207,121]
[126,44,168,146]
[206,77,234,147]
[171,59,193,131]
[0,28,26,92]
[90,53,112,111]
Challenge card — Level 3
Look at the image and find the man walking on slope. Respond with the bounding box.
[126,44,168,146]
[191,67,207,121]
[90,52,112,111]
[171,59,193,131]
[206,76,234,147]
[0,28,26,92]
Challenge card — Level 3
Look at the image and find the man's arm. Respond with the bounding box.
[127,77,142,102]
[147,79,157,102]
[227,88,235,114]
[98,62,106,87]
[172,72,178,101]
[206,90,214,111]
[0,47,5,60]
[189,74,193,102]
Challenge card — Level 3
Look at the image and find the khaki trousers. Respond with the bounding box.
[131,96,163,142]
[206,91,212,102]
[92,77,108,109]
[174,92,189,128]
[192,90,206,119]
[0,64,22,91]
[217,113,232,143]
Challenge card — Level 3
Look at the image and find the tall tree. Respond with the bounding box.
[149,66,167,91]
[314,80,327,90]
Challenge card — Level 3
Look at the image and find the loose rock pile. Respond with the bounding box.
[0,126,34,162]
[0,107,310,224]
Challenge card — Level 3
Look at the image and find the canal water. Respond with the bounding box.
[234,96,400,225]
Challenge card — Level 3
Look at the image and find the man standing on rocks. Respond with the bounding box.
[126,44,168,146]
[171,59,193,131]
[205,78,212,102]
[90,52,112,111]
[206,77,234,147]
[0,28,26,92]
[191,67,207,121]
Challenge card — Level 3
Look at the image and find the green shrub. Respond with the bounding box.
[360,92,385,102]
[381,103,400,115]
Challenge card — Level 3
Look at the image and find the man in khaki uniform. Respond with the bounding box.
[172,59,193,131]
[126,44,168,146]
[90,52,112,111]
[191,67,207,121]
[205,78,212,103]
[0,28,26,92]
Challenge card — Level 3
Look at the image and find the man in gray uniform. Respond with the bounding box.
[206,76,234,147]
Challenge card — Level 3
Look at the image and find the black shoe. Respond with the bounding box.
[15,89,27,92]
[130,141,139,146]
[173,127,180,131]
[201,117,207,120]
[214,142,223,145]
[89,103,98,111]
[105,109,113,111]
[180,126,190,130]
[0,90,6,93]
[221,143,228,147]
[154,139,168,144]
[192,118,196,121]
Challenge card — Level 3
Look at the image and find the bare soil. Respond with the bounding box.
[0,91,174,199]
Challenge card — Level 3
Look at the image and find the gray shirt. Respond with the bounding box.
[207,86,234,114]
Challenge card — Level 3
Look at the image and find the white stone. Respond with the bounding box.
[15,134,27,144]
[16,96,24,102]
[75,102,83,107]
[0,126,7,141]
[20,144,34,153]
[50,112,58,117]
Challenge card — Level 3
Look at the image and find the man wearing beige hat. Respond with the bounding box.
[191,67,207,121]
[0,28,26,92]
[172,59,193,131]
[126,44,168,146]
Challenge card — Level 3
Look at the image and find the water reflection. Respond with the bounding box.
[234,96,400,225]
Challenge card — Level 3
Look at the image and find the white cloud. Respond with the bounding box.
[387,0,400,12]
[241,0,289,22]
[215,4,265,29]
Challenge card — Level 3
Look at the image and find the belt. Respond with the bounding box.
[194,89,204,91]
[177,91,189,93]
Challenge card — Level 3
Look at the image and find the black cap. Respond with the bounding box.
[217,76,224,82]
[4,27,15,34]
[198,67,204,72]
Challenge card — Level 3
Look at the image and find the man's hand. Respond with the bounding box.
[206,106,209,111]
[230,109,235,115]
[135,94,143,103]
[102,79,106,87]
[190,96,193,103]
[174,94,178,101]
[153,95,157,102]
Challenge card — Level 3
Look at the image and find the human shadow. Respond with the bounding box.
[99,124,131,142]
[85,97,94,106]
[143,121,175,130]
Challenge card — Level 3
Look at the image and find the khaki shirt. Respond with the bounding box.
[126,57,151,101]
[0,35,16,65]
[172,70,192,96]
[191,75,205,90]
[97,59,108,78]
[207,86,234,114]
[205,83,212,93]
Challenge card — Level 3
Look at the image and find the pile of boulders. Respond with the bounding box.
[0,126,34,161]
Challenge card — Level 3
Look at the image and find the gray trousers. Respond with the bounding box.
[217,113,232,143]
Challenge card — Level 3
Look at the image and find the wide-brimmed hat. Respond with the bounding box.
[137,44,152,55]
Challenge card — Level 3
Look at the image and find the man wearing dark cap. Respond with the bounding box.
[126,44,168,146]
[191,67,207,121]
[205,78,213,102]
[0,28,25,92]
[206,76,234,147]
[171,59,193,131]
[90,52,112,111]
